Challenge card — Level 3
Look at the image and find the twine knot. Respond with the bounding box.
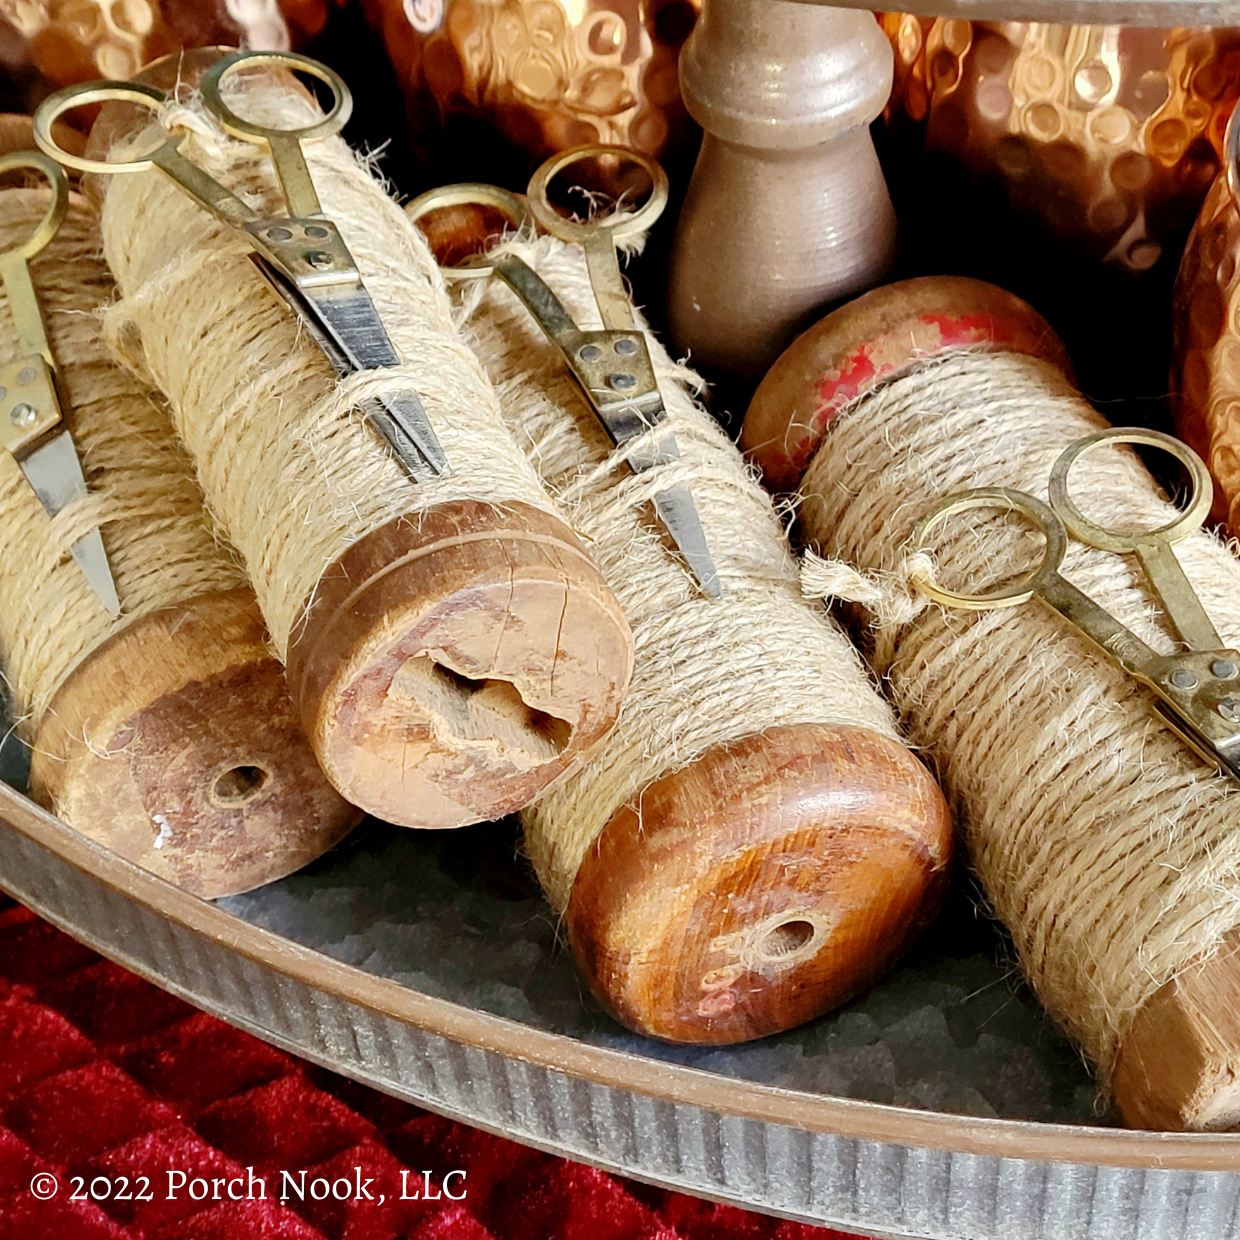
[800,549,932,629]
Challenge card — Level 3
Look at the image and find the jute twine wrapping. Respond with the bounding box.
[799,349,1240,1081]
[452,234,901,911]
[0,187,246,737]
[96,76,559,656]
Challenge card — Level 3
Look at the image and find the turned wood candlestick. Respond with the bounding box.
[666,0,898,382]
[80,49,634,830]
[566,722,953,1044]
[743,274,1240,1130]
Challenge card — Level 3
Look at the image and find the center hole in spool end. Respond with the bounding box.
[396,657,574,763]
[211,764,270,806]
[756,918,818,963]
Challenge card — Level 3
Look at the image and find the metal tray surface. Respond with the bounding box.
[2,748,1240,1240]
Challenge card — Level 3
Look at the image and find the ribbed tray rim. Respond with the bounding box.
[1,779,1237,1177]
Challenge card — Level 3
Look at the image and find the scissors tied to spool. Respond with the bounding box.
[32,50,450,484]
[911,427,1240,782]
[0,152,119,615]
[407,146,721,598]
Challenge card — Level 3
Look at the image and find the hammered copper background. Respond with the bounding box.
[360,0,699,178]
[880,17,1240,272]
[0,0,329,113]
[1172,170,1240,533]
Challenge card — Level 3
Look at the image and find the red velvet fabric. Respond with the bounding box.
[0,896,874,1240]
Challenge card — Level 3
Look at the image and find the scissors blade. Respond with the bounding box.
[19,431,120,616]
[255,260,450,481]
[262,269,441,483]
[1153,700,1240,783]
[652,481,721,598]
[562,327,721,596]
[304,281,451,479]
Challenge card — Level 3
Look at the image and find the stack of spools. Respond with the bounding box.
[2,44,960,1052]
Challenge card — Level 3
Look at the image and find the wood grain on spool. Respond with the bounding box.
[0,118,360,898]
[743,273,1240,1130]
[29,590,360,898]
[567,723,952,1044]
[84,49,634,829]
[285,501,632,828]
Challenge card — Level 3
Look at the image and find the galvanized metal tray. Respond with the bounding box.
[1,774,1239,1240]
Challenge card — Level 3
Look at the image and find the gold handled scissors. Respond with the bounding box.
[32,50,450,484]
[0,152,119,615]
[407,146,721,598]
[910,427,1240,781]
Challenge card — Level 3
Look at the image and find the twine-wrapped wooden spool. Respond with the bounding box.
[82,50,633,829]
[0,123,360,898]
[744,274,1240,1128]
[448,233,952,1044]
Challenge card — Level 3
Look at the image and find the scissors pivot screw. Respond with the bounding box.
[607,373,637,391]
[10,403,37,428]
[1219,699,1240,724]
[1171,669,1200,689]
[1212,659,1237,679]
[306,251,333,269]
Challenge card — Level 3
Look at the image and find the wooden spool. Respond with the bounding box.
[566,723,953,1044]
[83,49,634,829]
[0,116,360,898]
[29,591,360,898]
[665,0,898,382]
[742,274,1240,1129]
[416,203,952,1044]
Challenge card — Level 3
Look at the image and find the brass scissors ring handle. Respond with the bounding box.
[909,486,1068,610]
[0,152,68,260]
[200,51,352,147]
[1048,427,1213,553]
[526,144,669,244]
[404,183,530,281]
[34,81,169,175]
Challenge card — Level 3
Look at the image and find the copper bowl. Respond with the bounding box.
[358,0,699,181]
[1172,101,1240,534]
[880,17,1240,272]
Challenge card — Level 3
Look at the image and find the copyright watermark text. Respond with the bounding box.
[29,1167,465,1207]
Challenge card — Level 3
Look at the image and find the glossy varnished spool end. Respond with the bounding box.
[740,275,1072,493]
[28,589,362,899]
[285,502,633,828]
[565,723,953,1044]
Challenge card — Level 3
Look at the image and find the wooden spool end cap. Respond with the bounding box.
[1114,929,1240,1131]
[740,275,1073,493]
[565,722,953,1044]
[28,589,362,899]
[286,501,634,830]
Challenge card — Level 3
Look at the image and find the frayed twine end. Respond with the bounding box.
[800,549,935,629]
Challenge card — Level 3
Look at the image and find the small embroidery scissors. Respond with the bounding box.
[0,152,119,615]
[32,50,449,483]
[910,427,1240,782]
[407,146,721,598]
